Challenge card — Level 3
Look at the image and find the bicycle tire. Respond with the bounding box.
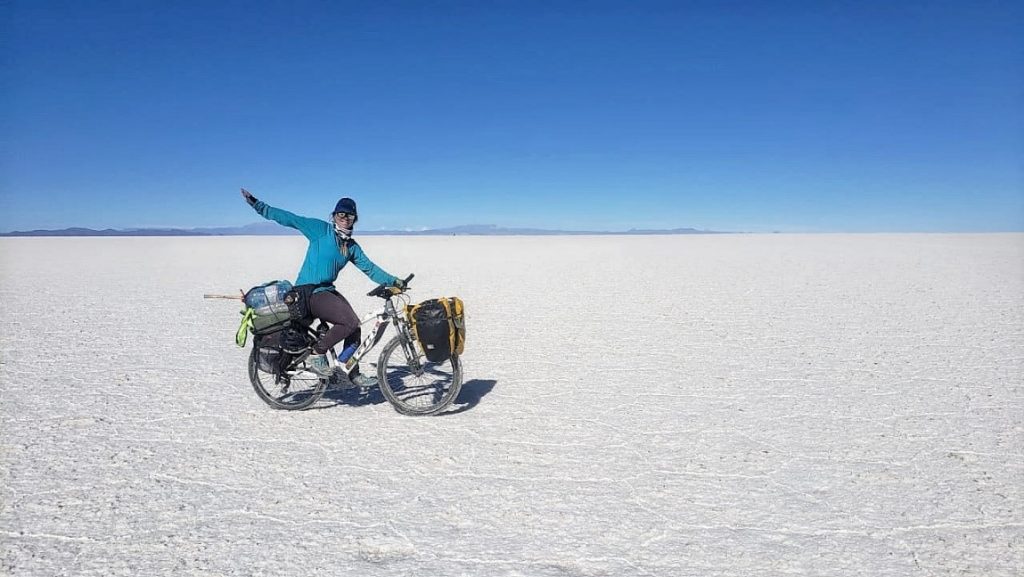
[248,345,326,410]
[377,335,463,416]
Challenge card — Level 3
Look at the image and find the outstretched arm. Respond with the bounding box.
[349,242,400,287]
[240,188,328,240]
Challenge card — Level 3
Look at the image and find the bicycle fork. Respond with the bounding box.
[394,318,424,376]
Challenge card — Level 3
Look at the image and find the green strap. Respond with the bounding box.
[236,307,255,347]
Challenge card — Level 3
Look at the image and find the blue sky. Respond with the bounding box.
[3,1,1021,233]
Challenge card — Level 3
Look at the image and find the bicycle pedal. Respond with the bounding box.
[329,370,358,389]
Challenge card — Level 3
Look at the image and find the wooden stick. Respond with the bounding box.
[204,289,245,300]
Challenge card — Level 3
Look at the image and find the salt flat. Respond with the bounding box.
[1,233,1022,576]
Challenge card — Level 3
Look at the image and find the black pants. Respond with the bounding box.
[308,291,362,369]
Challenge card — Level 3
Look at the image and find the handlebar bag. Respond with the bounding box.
[406,297,465,363]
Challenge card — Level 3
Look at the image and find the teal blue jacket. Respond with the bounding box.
[252,200,398,292]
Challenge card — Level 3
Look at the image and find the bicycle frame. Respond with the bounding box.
[332,297,422,376]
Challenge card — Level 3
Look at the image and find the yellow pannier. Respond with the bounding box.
[406,297,465,362]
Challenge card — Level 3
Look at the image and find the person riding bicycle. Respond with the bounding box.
[240,188,407,386]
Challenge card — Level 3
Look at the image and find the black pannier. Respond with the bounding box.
[254,326,310,375]
[254,331,287,374]
[406,297,465,363]
[280,326,309,354]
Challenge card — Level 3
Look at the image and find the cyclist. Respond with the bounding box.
[240,188,406,385]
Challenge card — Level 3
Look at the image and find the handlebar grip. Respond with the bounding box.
[367,273,415,298]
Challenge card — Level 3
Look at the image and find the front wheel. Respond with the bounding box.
[377,335,463,416]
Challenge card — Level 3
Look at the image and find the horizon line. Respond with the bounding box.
[1,223,1022,236]
[0,223,733,236]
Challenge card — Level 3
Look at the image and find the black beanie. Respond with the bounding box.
[333,198,358,221]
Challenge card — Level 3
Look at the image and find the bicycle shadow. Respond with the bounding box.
[439,379,498,416]
[310,378,497,414]
[315,383,388,408]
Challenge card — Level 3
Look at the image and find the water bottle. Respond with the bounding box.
[338,343,358,363]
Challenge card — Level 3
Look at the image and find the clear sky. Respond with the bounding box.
[3,1,1022,233]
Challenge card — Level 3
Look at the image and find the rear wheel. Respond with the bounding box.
[248,345,326,410]
[377,335,463,416]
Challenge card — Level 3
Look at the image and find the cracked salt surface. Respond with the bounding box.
[1,234,1022,576]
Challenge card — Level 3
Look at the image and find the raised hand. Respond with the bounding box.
[240,188,257,206]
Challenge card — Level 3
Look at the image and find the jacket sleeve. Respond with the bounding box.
[349,242,398,286]
[252,200,329,240]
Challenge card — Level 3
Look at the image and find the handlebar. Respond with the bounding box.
[367,273,415,299]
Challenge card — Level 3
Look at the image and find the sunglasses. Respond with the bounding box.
[333,212,355,219]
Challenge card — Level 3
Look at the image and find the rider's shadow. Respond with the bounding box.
[441,379,497,416]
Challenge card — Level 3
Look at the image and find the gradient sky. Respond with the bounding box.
[3,1,1022,233]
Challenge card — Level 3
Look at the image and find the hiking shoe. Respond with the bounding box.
[351,373,378,388]
[306,353,334,377]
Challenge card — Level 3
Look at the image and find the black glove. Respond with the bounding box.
[241,188,258,207]
[386,277,407,295]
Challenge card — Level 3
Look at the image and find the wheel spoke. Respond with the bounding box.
[249,345,326,410]
[377,336,462,415]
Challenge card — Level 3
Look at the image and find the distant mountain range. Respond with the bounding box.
[0,223,729,236]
